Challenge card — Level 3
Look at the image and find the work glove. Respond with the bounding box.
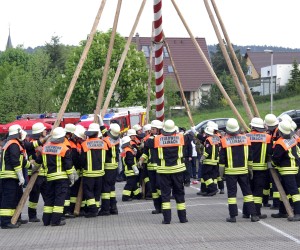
[73,169,79,182]
[132,165,139,175]
[248,166,253,180]
[267,161,273,169]
[139,141,144,149]
[137,160,143,169]
[97,114,104,126]
[219,166,225,179]
[31,162,40,174]
[200,155,206,164]
[40,134,51,144]
[68,172,75,187]
[17,170,25,186]
[191,126,197,135]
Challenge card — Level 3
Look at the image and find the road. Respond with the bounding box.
[1,181,300,249]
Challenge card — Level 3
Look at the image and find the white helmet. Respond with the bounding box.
[121,135,131,146]
[52,127,66,139]
[64,123,76,133]
[250,117,265,129]
[163,120,176,133]
[291,121,297,131]
[21,130,27,141]
[226,118,240,133]
[151,120,163,129]
[143,124,151,132]
[175,126,179,133]
[264,114,279,127]
[204,126,215,136]
[207,121,218,130]
[74,125,86,139]
[280,114,293,123]
[8,124,22,136]
[110,123,120,137]
[278,120,291,135]
[87,123,100,133]
[132,124,142,132]
[32,122,47,134]
[127,129,137,137]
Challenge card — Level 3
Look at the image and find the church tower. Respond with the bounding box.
[6,26,13,50]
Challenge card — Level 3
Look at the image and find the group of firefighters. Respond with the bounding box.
[0,112,300,229]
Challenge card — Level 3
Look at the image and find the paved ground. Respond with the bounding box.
[1,181,300,250]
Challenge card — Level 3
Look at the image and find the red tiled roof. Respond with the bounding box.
[131,36,215,91]
[245,51,300,75]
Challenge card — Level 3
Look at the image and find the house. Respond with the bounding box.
[245,51,300,95]
[130,34,215,107]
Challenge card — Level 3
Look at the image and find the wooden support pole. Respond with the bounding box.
[204,0,253,122]
[171,0,249,131]
[210,0,260,118]
[101,0,147,118]
[11,0,107,225]
[146,23,154,124]
[74,178,83,216]
[94,0,122,122]
[270,168,294,218]
[163,33,195,127]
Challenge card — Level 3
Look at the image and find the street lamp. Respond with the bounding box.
[264,49,274,114]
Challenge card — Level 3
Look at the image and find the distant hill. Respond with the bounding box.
[207,44,300,55]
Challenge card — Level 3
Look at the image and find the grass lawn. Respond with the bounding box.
[171,95,300,129]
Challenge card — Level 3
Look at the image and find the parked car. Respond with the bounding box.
[278,110,300,129]
[191,118,230,134]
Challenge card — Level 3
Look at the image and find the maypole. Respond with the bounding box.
[153,0,164,121]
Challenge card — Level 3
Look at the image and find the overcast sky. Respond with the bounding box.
[1,0,299,51]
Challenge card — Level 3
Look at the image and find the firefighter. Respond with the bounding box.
[155,120,187,224]
[201,125,220,196]
[244,117,272,219]
[63,123,77,218]
[270,120,300,221]
[121,136,141,201]
[264,113,281,209]
[139,124,152,199]
[69,125,86,216]
[81,123,107,218]
[35,127,76,226]
[133,124,145,140]
[26,122,49,222]
[139,120,164,214]
[219,118,259,223]
[98,123,121,216]
[0,125,30,229]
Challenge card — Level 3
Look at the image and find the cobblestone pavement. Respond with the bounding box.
[1,181,300,250]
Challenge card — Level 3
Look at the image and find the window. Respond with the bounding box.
[163,46,169,57]
[142,46,150,57]
[167,65,174,73]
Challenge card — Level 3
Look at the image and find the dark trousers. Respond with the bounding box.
[279,174,300,215]
[191,157,197,178]
[184,158,191,184]
[122,175,141,200]
[159,172,187,223]
[42,179,69,226]
[83,176,102,214]
[141,167,152,197]
[0,178,23,227]
[271,170,280,207]
[248,170,267,216]
[101,169,118,212]
[226,174,256,217]
[262,169,272,205]
[28,176,47,219]
[202,164,218,193]
[148,170,161,211]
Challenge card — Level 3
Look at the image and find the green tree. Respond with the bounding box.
[54,30,149,114]
[163,78,181,118]
[286,60,300,92]
[44,36,72,72]
[0,49,57,122]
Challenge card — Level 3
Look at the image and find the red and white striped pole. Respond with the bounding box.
[153,0,164,121]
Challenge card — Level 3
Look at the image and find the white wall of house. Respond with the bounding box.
[254,64,299,95]
[189,84,211,107]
